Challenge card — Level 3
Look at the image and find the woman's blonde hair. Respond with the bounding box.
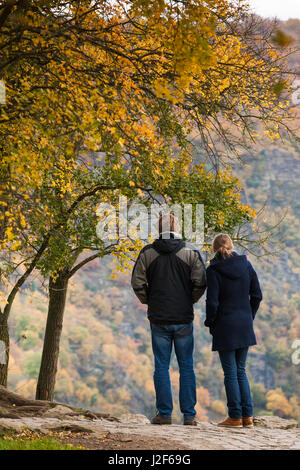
[212,233,234,259]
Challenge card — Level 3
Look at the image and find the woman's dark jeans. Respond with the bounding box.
[150,322,196,419]
[218,347,253,419]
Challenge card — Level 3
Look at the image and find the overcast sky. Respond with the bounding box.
[248,0,300,20]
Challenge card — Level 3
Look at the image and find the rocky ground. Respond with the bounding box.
[0,387,299,450]
[0,411,299,450]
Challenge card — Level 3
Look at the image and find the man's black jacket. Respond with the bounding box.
[131,232,207,324]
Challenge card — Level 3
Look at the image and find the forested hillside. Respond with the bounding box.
[7,130,300,423]
[5,16,300,424]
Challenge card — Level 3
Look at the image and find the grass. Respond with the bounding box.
[0,433,80,450]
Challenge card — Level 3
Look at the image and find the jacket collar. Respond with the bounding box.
[159,231,182,240]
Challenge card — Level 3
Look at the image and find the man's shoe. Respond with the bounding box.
[217,417,243,428]
[243,417,254,428]
[184,417,197,426]
[151,414,172,425]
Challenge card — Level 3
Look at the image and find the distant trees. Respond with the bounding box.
[35,164,256,400]
[266,388,293,418]
[210,399,227,416]
[6,252,299,422]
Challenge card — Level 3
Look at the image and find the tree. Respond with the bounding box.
[0,0,297,389]
[34,155,254,400]
[0,2,295,245]
[1,0,294,250]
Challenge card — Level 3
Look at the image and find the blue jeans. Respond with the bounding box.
[150,322,196,419]
[218,347,253,419]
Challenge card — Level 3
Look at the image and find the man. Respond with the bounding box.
[131,213,207,425]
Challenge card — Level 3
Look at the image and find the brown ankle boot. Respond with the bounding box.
[151,413,172,425]
[184,417,198,426]
[243,417,254,428]
[218,417,243,428]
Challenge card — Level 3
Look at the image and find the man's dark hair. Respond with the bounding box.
[158,213,175,235]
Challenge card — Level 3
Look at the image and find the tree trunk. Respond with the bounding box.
[0,160,11,386]
[36,270,69,401]
[0,318,9,387]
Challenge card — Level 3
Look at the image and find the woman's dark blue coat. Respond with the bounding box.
[205,252,262,352]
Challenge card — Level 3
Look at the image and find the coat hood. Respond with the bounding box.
[209,252,248,280]
[153,232,184,254]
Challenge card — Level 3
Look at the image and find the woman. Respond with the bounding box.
[205,234,262,428]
